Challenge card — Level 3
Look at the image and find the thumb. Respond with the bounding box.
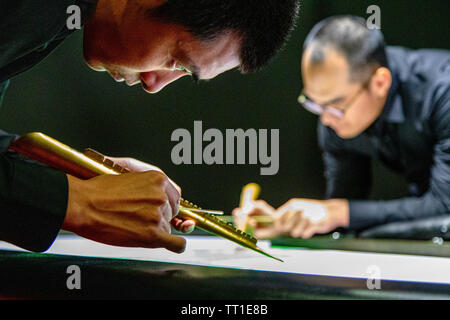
[107,157,163,173]
[107,156,182,194]
[157,231,187,254]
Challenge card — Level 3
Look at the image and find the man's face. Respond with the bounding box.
[83,1,241,93]
[301,47,387,139]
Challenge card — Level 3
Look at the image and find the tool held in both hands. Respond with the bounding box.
[9,132,281,261]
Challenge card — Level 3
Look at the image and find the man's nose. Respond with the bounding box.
[320,112,335,127]
[140,70,188,93]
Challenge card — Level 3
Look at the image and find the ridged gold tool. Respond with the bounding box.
[9,132,282,261]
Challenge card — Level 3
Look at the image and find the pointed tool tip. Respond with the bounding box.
[254,246,284,262]
[270,255,284,263]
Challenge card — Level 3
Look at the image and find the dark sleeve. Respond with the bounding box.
[0,130,69,252]
[348,83,450,231]
[318,123,373,200]
[0,81,68,251]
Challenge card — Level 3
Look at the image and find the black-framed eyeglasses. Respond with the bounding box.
[298,73,373,119]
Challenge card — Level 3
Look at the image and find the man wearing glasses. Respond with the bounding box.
[234,16,450,240]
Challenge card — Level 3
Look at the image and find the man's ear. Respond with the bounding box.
[371,67,392,98]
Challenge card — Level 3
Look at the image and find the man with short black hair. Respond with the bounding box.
[0,0,300,252]
[83,0,300,93]
[234,16,450,239]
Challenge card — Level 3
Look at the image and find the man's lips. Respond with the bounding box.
[125,78,140,86]
[107,71,124,82]
[109,72,140,86]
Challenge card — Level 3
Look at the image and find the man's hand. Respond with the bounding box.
[232,200,276,231]
[233,198,350,239]
[106,157,195,234]
[62,157,194,253]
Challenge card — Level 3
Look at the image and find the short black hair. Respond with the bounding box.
[303,15,388,81]
[148,0,301,73]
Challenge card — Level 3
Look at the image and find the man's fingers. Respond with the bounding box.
[251,200,276,213]
[239,200,275,216]
[302,224,320,239]
[156,231,187,254]
[291,216,310,238]
[303,220,332,239]
[164,184,181,219]
[254,226,280,239]
[175,219,195,234]
[107,157,162,173]
[158,210,173,233]
[279,210,300,233]
[181,220,195,233]
[233,200,274,230]
[108,156,182,195]
[170,216,196,235]
[232,208,242,218]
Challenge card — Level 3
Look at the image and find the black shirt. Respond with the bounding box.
[319,46,450,231]
[0,0,98,251]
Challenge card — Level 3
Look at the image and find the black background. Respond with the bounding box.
[1,0,449,215]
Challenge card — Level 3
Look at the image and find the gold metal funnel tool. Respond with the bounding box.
[9,132,282,261]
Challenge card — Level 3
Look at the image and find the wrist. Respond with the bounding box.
[325,199,350,227]
[62,174,86,233]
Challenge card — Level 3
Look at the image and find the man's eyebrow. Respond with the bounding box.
[304,89,344,106]
[322,96,345,106]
